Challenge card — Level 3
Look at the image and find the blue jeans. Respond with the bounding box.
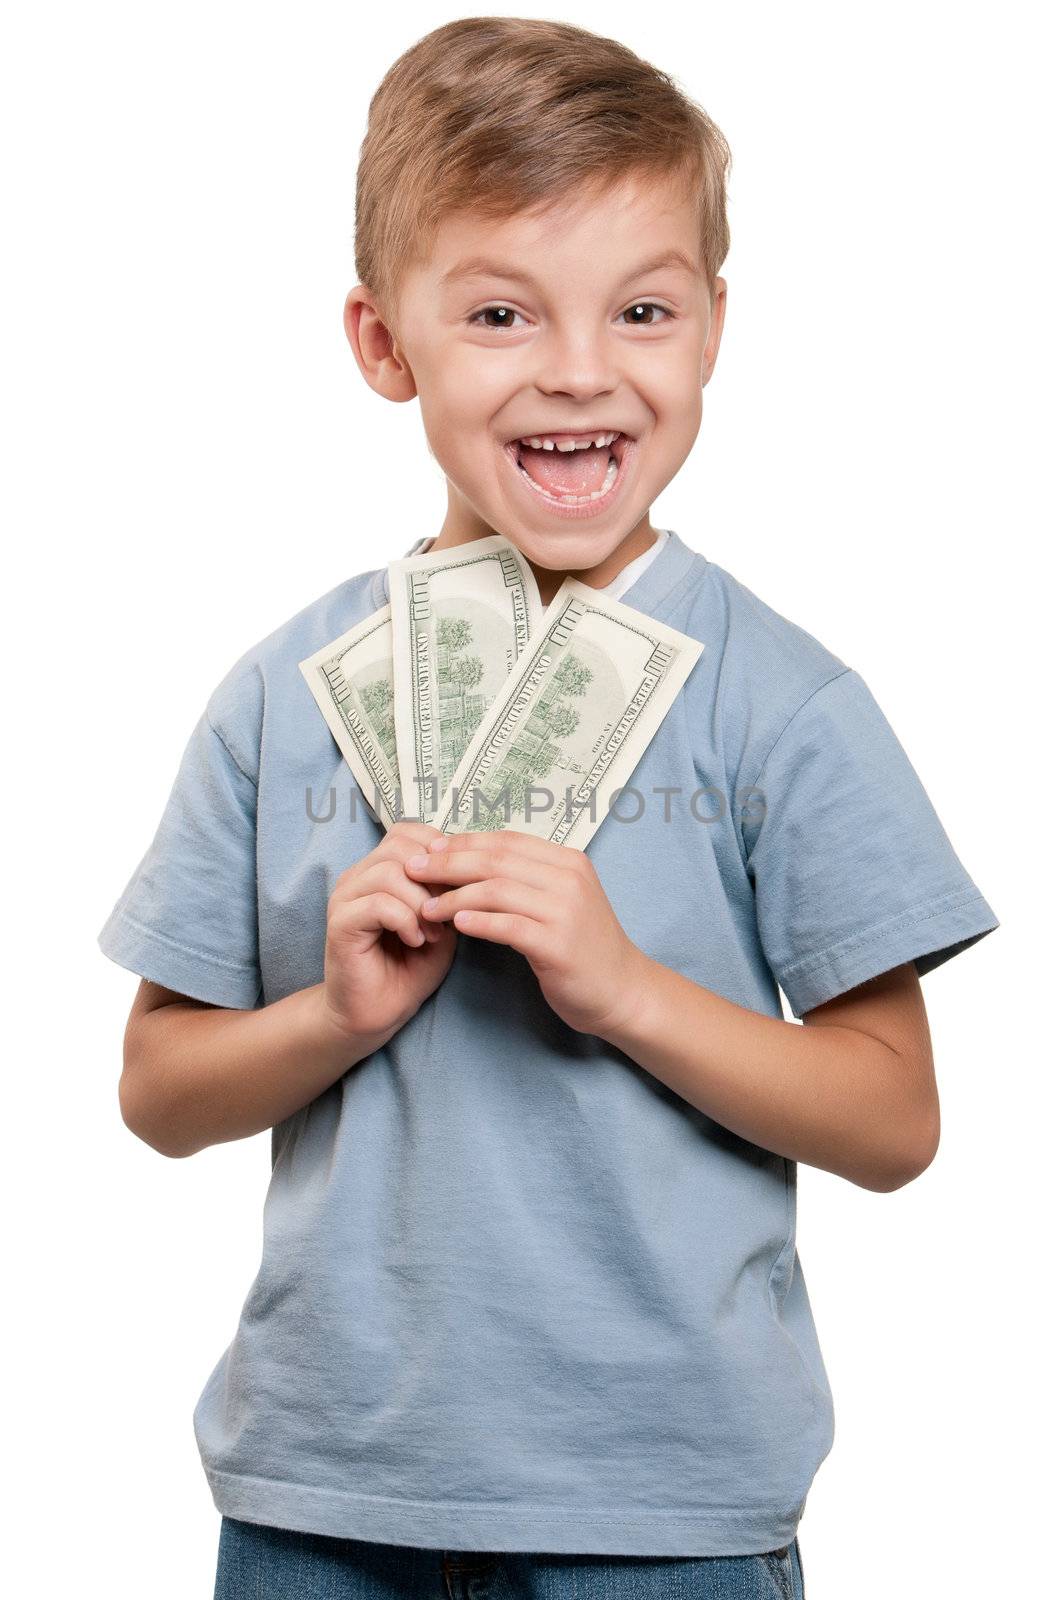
[213,1516,806,1599]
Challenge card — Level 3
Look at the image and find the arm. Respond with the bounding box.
[598,956,940,1193]
[119,821,458,1159]
[119,978,392,1160]
[405,830,940,1194]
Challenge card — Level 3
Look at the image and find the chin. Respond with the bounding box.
[495,526,638,570]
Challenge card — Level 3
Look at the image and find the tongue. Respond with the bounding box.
[519,441,613,497]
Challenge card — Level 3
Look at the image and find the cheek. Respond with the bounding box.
[441,344,513,410]
[425,370,509,457]
[652,347,701,397]
[406,334,491,427]
[648,367,703,448]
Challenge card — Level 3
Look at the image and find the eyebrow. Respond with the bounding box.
[439,248,699,291]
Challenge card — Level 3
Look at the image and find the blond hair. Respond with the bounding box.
[354,17,732,329]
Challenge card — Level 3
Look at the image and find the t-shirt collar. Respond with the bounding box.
[372,529,700,622]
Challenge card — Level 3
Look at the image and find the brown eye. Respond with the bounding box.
[470,306,523,330]
[622,302,672,326]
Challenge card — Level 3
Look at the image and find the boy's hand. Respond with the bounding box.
[322,821,457,1043]
[404,829,647,1038]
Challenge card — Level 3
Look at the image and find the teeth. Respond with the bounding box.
[517,430,622,451]
[516,453,620,504]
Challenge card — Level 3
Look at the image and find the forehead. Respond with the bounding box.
[424,170,703,291]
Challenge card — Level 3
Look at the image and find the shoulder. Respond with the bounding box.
[203,564,384,781]
[676,556,855,783]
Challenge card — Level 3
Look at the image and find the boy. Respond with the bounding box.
[99,17,1000,1600]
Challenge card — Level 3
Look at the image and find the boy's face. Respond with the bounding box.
[345,169,726,595]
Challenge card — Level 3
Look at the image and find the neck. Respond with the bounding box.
[423,519,659,608]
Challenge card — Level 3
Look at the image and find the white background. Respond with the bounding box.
[4,3,1056,1595]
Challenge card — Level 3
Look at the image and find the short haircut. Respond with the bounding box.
[353,17,732,328]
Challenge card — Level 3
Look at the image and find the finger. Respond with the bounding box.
[449,906,548,957]
[330,891,426,948]
[404,845,559,892]
[350,822,444,872]
[429,828,579,866]
[384,819,447,846]
[335,856,440,917]
[332,842,421,903]
[338,861,449,942]
[421,878,553,925]
[375,828,447,868]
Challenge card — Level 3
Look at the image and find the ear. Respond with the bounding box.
[343,285,418,402]
[702,275,728,386]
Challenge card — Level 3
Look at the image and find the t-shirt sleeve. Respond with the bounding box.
[97,700,262,1009]
[741,668,1000,1019]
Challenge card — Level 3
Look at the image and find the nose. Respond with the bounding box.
[534,321,619,403]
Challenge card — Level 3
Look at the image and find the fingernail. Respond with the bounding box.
[423,896,439,912]
[407,853,429,869]
[429,837,449,852]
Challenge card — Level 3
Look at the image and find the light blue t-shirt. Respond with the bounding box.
[98,529,999,1556]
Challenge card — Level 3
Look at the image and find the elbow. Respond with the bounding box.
[863,1110,941,1194]
[118,1072,191,1158]
[119,1020,197,1159]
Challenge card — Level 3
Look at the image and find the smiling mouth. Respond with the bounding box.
[502,432,633,507]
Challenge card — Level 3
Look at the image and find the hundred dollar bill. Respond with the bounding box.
[431,579,704,850]
[389,535,543,822]
[298,603,402,828]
